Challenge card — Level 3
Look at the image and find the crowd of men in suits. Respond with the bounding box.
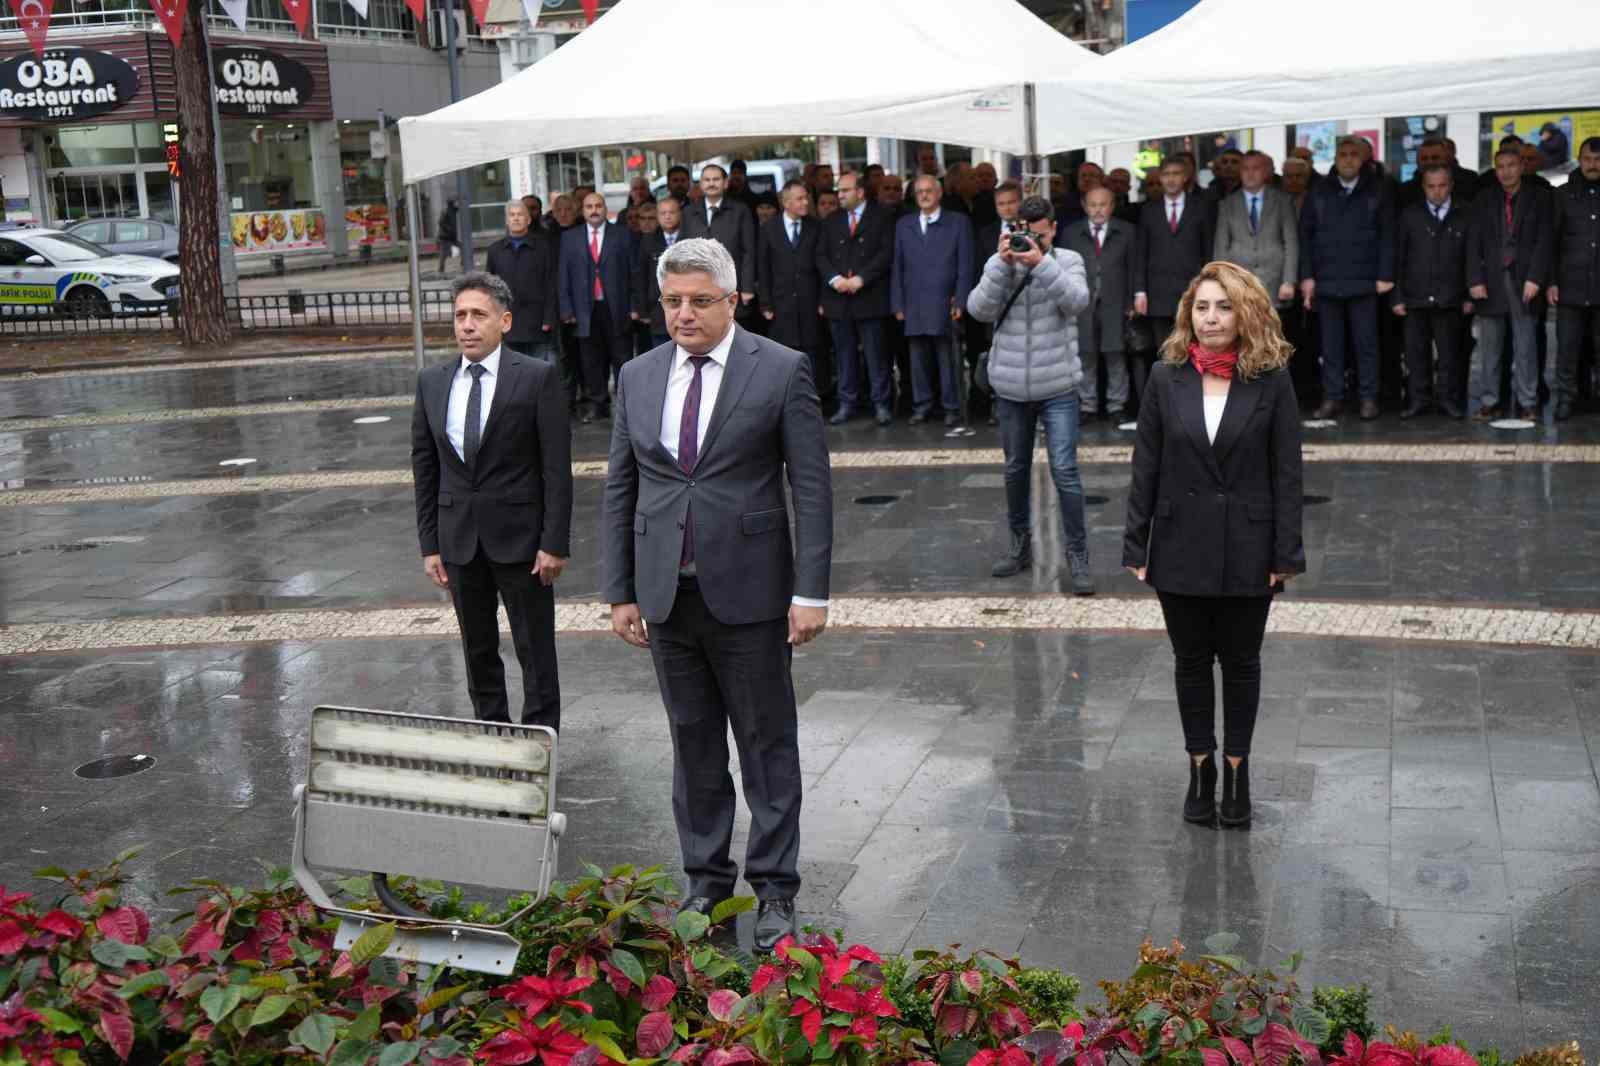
[472,131,1600,426]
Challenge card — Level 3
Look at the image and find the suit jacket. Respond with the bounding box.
[1214,186,1299,295]
[817,202,894,320]
[683,198,758,297]
[1121,361,1304,597]
[1551,174,1600,305]
[891,210,975,337]
[1466,182,1554,315]
[601,327,832,625]
[1061,217,1135,353]
[757,214,823,352]
[485,234,560,343]
[1298,171,1395,298]
[1134,195,1215,317]
[632,230,681,337]
[1394,200,1472,308]
[411,348,573,566]
[558,222,634,338]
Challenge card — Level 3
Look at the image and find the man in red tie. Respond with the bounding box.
[1132,158,1215,412]
[602,238,832,954]
[558,191,634,422]
[1063,186,1136,421]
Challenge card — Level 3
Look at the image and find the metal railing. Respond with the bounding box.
[0,288,455,336]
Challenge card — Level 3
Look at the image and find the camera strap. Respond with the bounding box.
[993,273,1034,334]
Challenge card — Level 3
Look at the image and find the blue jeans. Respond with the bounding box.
[830,317,890,412]
[996,392,1087,555]
[505,337,558,363]
[1318,293,1380,402]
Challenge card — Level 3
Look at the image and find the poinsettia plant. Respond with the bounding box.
[743,933,899,1064]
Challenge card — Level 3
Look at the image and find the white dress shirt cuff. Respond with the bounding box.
[791,596,829,609]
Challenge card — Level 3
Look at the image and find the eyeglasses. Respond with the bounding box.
[660,292,732,312]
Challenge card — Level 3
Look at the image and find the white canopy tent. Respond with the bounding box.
[1033,0,1600,153]
[397,0,1104,184]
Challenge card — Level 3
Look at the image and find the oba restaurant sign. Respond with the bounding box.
[213,46,315,117]
[0,48,139,121]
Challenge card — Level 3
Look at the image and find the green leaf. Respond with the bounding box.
[250,994,296,1028]
[609,948,647,989]
[709,897,755,924]
[589,1033,629,1063]
[1291,1006,1332,1047]
[691,947,715,970]
[369,958,403,988]
[1131,962,1166,981]
[290,1013,339,1056]
[380,1041,422,1066]
[200,984,245,1025]
[419,985,468,1014]
[1241,1014,1267,1037]
[1204,932,1241,955]
[35,1007,83,1034]
[116,970,170,999]
[31,866,70,880]
[90,940,151,968]
[349,923,397,968]
[1281,950,1304,974]
[249,974,290,990]
[331,1039,378,1066]
[334,876,374,899]
[1201,955,1249,973]
[348,1005,383,1042]
[783,946,817,971]
[939,1039,980,1066]
[149,934,183,960]
[427,1035,464,1060]
[290,937,324,966]
[674,911,711,944]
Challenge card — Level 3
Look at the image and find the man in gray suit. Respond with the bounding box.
[601,238,832,954]
[1214,150,1299,306]
[1062,186,1136,420]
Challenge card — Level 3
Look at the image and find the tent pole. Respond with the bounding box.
[406,182,426,372]
[1023,80,1047,198]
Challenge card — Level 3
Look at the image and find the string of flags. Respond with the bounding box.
[4,0,600,57]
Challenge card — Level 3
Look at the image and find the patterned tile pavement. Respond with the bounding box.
[0,395,406,432]
[3,594,1596,656]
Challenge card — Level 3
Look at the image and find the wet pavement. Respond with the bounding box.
[2,353,1599,1050]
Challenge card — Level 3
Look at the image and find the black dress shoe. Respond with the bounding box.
[678,895,730,919]
[1184,753,1217,825]
[1400,402,1428,420]
[754,898,797,953]
[1440,401,1465,419]
[908,412,928,425]
[874,406,893,427]
[1555,399,1573,422]
[943,412,962,428]
[828,408,856,425]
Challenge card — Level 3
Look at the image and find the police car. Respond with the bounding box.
[0,227,179,317]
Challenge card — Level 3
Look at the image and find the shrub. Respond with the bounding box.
[1313,984,1376,1052]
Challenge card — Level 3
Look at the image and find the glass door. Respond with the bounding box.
[144,172,176,223]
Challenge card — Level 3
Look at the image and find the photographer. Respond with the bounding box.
[968,195,1094,594]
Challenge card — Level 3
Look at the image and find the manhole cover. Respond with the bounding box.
[1302,418,1337,429]
[1117,421,1138,432]
[1084,495,1109,505]
[74,754,156,780]
[1303,494,1332,505]
[1488,418,1535,431]
[854,494,899,506]
[353,416,392,425]
[219,457,258,467]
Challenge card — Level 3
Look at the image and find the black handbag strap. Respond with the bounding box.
[993,273,1034,333]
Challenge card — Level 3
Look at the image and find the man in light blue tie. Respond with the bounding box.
[1214,150,1299,307]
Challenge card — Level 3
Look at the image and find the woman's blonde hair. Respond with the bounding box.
[1159,260,1293,379]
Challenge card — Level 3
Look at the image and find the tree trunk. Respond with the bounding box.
[174,0,231,347]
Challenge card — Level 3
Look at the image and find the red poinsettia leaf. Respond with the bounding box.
[1339,1033,1366,1064]
[719,1044,756,1064]
[38,910,85,938]
[329,951,354,979]
[559,974,596,996]
[96,907,149,945]
[670,1043,706,1063]
[937,1004,968,1038]
[1076,1049,1107,1066]
[823,954,852,985]
[637,1011,674,1057]
[773,936,798,960]
[1001,1048,1033,1066]
[707,989,740,1024]
[800,1006,823,1045]
[1201,1047,1231,1066]
[1419,1047,1478,1066]
[0,920,29,956]
[863,987,900,1019]
[178,919,223,958]
[828,1027,846,1053]
[1223,1036,1255,1066]
[820,985,860,1013]
[1368,1046,1420,1066]
[598,961,631,997]
[1064,1022,1086,1043]
[255,909,284,942]
[267,938,296,967]
[97,1010,135,1062]
[845,944,882,965]
[750,965,782,996]
[959,969,983,995]
[850,1016,878,1043]
[642,974,678,1010]
[969,1051,999,1066]
[481,1031,538,1066]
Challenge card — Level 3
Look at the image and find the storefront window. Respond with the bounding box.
[223,119,315,211]
[341,121,392,245]
[48,125,137,169]
[545,150,596,196]
[315,0,417,38]
[49,172,139,221]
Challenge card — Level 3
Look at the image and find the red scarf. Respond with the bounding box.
[1189,342,1239,380]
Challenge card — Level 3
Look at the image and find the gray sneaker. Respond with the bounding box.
[1067,551,1095,596]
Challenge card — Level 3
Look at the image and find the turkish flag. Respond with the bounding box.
[581,0,597,22]
[147,0,186,48]
[13,0,58,56]
[404,0,424,25]
[279,0,313,37]
[465,0,490,29]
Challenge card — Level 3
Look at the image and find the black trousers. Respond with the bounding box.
[1556,304,1600,403]
[578,304,627,412]
[648,578,801,902]
[1130,316,1175,410]
[445,548,560,731]
[1402,307,1464,410]
[1156,590,1272,758]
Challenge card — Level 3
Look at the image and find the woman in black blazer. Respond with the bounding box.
[1121,260,1304,829]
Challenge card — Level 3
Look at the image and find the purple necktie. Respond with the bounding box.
[678,356,710,566]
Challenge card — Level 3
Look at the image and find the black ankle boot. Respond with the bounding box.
[991,532,1031,578]
[1220,757,1251,828]
[1183,754,1216,824]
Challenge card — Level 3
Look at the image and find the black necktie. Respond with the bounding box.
[463,363,486,467]
[788,221,798,246]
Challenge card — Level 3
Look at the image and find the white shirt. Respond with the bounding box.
[1338,175,1360,193]
[445,346,500,463]
[1203,392,1227,444]
[704,197,722,226]
[658,324,827,609]
[1243,187,1264,219]
[920,208,941,235]
[784,213,804,242]
[661,228,679,246]
[1429,198,1452,221]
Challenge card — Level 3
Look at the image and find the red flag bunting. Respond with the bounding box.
[465,0,490,30]
[13,0,57,56]
[580,0,597,23]
[279,0,313,37]
[404,0,424,26]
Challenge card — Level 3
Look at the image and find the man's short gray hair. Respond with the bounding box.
[656,237,736,293]
[451,271,513,312]
[1282,158,1311,173]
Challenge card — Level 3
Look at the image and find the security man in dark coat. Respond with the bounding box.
[1063,186,1136,419]
[485,200,561,362]
[758,180,827,398]
[1392,165,1473,418]
[1299,137,1396,420]
[1549,135,1600,420]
